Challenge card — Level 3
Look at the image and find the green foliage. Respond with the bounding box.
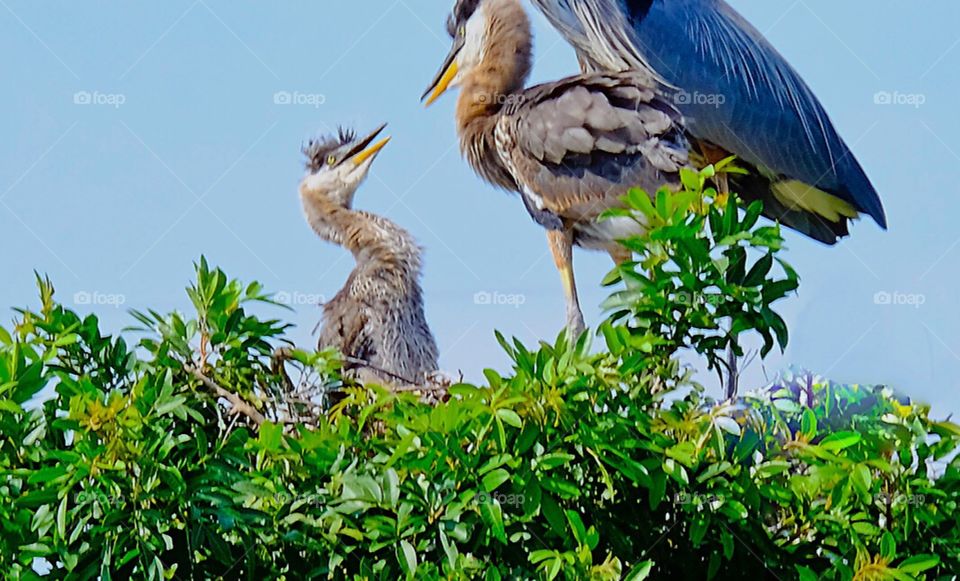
[1,186,958,579]
[601,165,798,382]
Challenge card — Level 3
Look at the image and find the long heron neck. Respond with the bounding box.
[456,0,532,132]
[455,0,532,190]
[301,190,422,278]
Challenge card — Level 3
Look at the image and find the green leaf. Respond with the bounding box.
[540,476,581,498]
[800,409,817,438]
[743,253,773,287]
[56,496,68,540]
[496,408,522,428]
[258,421,283,451]
[482,469,511,493]
[398,540,417,574]
[536,452,574,471]
[480,499,507,544]
[820,431,861,453]
[897,554,939,574]
[565,510,587,546]
[625,560,654,581]
[28,465,68,485]
[541,494,566,537]
[626,187,657,218]
[666,441,698,468]
[689,516,709,547]
[880,532,896,560]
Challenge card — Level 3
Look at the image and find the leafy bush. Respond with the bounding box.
[2,169,958,580]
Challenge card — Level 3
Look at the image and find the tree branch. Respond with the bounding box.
[187,366,266,425]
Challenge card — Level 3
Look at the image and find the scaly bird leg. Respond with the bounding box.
[725,344,739,400]
[547,229,586,339]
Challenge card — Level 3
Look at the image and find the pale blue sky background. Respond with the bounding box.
[1,1,958,416]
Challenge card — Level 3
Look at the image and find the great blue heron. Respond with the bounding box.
[299,124,439,384]
[529,0,887,244]
[422,0,689,337]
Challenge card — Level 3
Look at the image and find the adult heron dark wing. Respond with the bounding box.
[531,0,887,243]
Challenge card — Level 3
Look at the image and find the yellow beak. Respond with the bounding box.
[352,136,391,167]
[424,61,459,107]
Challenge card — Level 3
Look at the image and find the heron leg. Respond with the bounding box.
[696,139,731,207]
[715,172,730,208]
[725,340,739,399]
[609,247,632,266]
[547,229,586,339]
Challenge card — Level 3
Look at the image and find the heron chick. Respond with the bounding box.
[423,0,689,337]
[299,124,439,385]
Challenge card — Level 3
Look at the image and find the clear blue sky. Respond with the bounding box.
[2,0,958,416]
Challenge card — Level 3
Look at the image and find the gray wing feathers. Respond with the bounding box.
[513,76,685,170]
[502,73,688,218]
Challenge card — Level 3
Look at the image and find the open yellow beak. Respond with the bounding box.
[423,61,459,107]
[351,136,391,167]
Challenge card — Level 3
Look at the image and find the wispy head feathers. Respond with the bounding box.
[303,127,357,173]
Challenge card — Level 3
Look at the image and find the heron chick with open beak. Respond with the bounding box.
[299,124,439,385]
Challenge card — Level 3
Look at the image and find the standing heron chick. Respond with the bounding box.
[299,124,439,385]
[423,0,689,337]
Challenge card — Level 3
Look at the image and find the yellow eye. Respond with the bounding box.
[459,26,466,37]
[327,155,337,166]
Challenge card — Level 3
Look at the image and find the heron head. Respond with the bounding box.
[300,124,390,208]
[421,0,491,106]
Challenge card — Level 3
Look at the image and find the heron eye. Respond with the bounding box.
[459,26,466,37]
[327,155,337,166]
